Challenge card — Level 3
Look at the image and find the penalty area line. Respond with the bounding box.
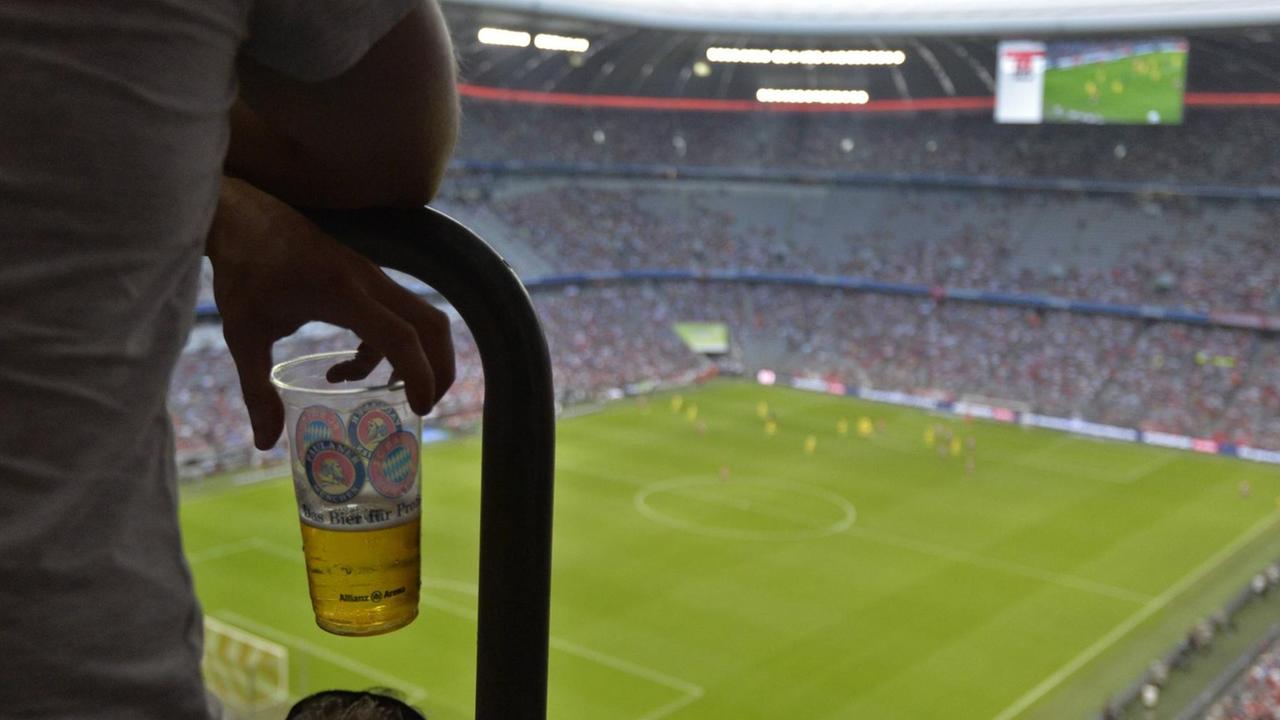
[418,586,705,720]
[216,610,431,705]
[990,511,1280,720]
[202,540,706,717]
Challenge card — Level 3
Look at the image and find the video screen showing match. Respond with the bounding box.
[996,38,1188,124]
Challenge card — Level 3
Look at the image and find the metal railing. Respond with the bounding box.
[305,206,555,719]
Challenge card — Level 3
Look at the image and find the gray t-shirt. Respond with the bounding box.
[0,1,416,717]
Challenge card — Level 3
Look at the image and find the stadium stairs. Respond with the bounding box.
[435,201,555,279]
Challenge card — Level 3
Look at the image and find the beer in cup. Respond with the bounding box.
[270,351,422,636]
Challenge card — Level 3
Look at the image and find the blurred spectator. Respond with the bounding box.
[1205,638,1280,720]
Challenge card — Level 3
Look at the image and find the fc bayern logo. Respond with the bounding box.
[304,440,365,503]
[348,401,403,458]
[295,406,346,460]
[369,431,419,499]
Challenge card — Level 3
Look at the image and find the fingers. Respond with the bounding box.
[313,271,453,418]
[326,342,383,383]
[408,300,455,402]
[361,270,455,404]
[338,292,437,416]
[224,328,285,451]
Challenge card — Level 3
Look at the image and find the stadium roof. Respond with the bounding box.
[444,2,1280,105]
[447,0,1280,35]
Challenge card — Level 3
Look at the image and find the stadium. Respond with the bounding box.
[173,1,1280,718]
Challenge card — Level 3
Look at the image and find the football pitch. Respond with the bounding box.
[182,380,1280,719]
[1043,50,1186,124]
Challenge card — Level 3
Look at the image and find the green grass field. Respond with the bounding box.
[1043,50,1186,124]
[182,380,1280,719]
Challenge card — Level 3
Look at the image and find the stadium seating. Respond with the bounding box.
[456,103,1280,187]
[174,110,1280,473]
[173,276,1280,471]
[464,179,1280,314]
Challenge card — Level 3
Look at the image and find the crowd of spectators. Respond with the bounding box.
[478,180,824,274]
[195,177,1280,317]
[172,274,1280,473]
[649,282,1262,442]
[459,178,1280,315]
[168,283,708,475]
[171,165,1280,472]
[455,102,1280,188]
[1204,639,1280,720]
[172,100,1280,473]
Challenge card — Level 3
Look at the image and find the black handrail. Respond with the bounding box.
[304,206,555,720]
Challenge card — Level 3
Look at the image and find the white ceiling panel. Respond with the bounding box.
[447,0,1280,35]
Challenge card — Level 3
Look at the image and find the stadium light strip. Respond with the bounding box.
[534,33,590,52]
[478,27,590,52]
[756,88,869,105]
[477,27,531,47]
[457,84,1280,114]
[707,46,906,66]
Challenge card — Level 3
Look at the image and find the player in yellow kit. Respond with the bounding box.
[857,416,874,438]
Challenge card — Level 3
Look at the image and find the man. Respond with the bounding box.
[287,689,425,720]
[0,2,458,717]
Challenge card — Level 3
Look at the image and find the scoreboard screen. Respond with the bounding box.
[673,322,729,354]
[995,38,1188,125]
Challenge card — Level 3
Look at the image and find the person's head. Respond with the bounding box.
[286,689,425,720]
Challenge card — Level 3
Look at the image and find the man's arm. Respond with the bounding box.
[227,1,458,209]
[208,177,455,449]
[209,1,460,448]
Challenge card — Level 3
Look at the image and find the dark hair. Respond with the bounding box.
[286,689,426,720]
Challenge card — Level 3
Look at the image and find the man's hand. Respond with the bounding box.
[207,177,454,450]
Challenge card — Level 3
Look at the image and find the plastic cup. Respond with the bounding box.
[270,351,422,636]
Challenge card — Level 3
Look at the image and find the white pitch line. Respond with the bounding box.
[635,688,705,720]
[248,537,302,562]
[545,636,704,720]
[1012,451,1179,485]
[1116,452,1181,483]
[991,511,1280,720]
[186,538,260,565]
[634,479,855,541]
[186,537,299,566]
[229,467,289,486]
[848,526,1152,605]
[182,478,286,506]
[547,636,704,697]
[217,610,431,705]
[200,540,706,718]
[1007,453,1128,485]
[419,592,478,620]
[647,470,1143,602]
[420,585,705,719]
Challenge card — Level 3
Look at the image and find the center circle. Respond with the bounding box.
[634,476,856,541]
